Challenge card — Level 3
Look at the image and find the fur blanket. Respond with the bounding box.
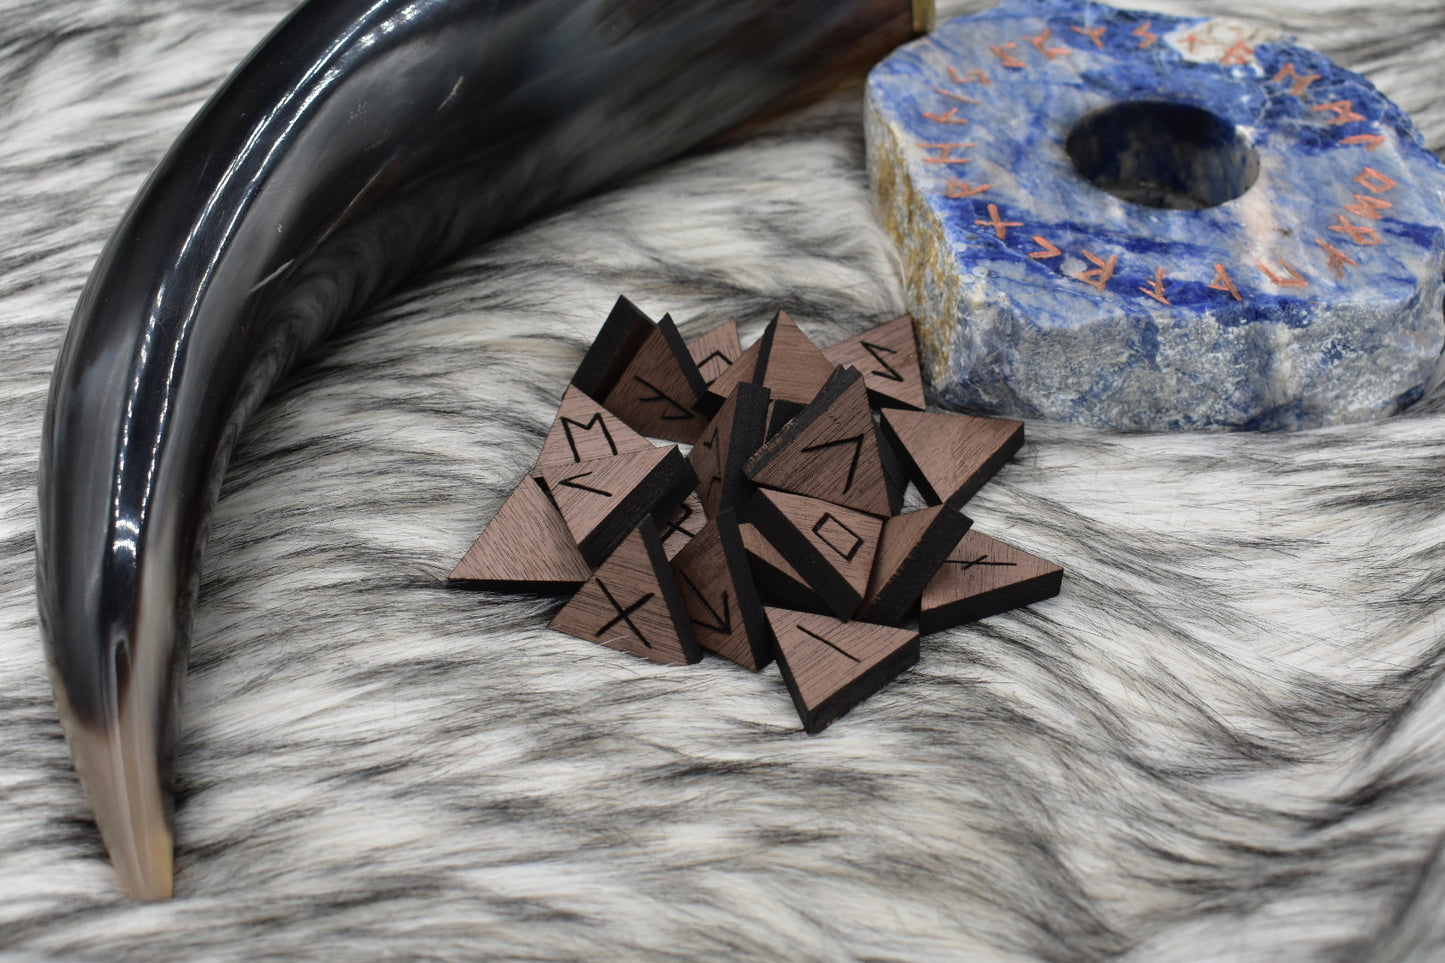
[3,0,1444,959]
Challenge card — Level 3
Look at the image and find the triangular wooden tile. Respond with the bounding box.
[600,313,709,443]
[670,510,771,670]
[698,336,763,416]
[740,522,830,615]
[536,385,655,470]
[540,445,696,567]
[822,315,925,410]
[747,489,882,620]
[570,295,657,401]
[859,505,972,626]
[766,607,920,733]
[874,421,908,515]
[745,366,893,516]
[660,493,706,561]
[551,518,701,665]
[918,530,1063,634]
[879,408,1024,508]
[449,475,592,593]
[686,319,742,387]
[690,381,769,518]
[755,310,836,407]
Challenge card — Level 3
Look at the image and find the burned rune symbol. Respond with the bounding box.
[798,626,859,663]
[800,434,864,493]
[558,471,612,497]
[861,340,904,382]
[595,580,654,648]
[676,569,733,635]
[561,413,617,461]
[633,375,695,421]
[693,350,734,384]
[661,501,700,543]
[812,513,864,561]
[698,427,723,502]
[950,554,1016,572]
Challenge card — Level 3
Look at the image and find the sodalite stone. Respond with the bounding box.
[865,0,1445,430]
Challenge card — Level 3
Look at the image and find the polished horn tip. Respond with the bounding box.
[54,683,175,900]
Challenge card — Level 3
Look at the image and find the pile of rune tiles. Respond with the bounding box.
[451,297,1062,732]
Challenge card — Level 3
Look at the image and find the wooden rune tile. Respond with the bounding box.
[918,529,1063,634]
[670,510,771,670]
[747,489,882,620]
[540,445,696,567]
[551,517,701,665]
[740,522,831,615]
[536,385,654,470]
[754,310,836,407]
[600,313,710,444]
[745,366,893,517]
[766,607,920,734]
[570,295,656,401]
[879,408,1024,508]
[859,505,973,627]
[449,475,592,593]
[698,336,763,416]
[690,381,770,518]
[686,319,742,387]
[875,421,908,515]
[822,315,925,410]
[660,493,707,561]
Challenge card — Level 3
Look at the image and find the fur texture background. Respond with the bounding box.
[3,0,1445,959]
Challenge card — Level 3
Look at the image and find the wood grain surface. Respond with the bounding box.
[765,607,920,733]
[859,504,972,626]
[821,314,925,410]
[449,474,593,592]
[919,529,1063,634]
[748,489,882,619]
[879,408,1024,508]
[746,365,892,516]
[551,517,701,665]
[536,385,655,470]
[739,521,831,614]
[600,314,709,444]
[541,445,696,566]
[670,510,771,670]
[686,319,742,387]
[690,381,770,518]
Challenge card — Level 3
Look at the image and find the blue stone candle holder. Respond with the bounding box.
[866,0,1445,430]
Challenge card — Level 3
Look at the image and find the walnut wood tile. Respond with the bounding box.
[570,295,656,401]
[600,313,709,443]
[449,475,593,593]
[690,381,769,518]
[551,517,701,665]
[918,530,1063,634]
[766,607,920,733]
[660,493,706,561]
[859,505,972,626]
[745,366,893,517]
[822,315,925,410]
[536,385,654,470]
[747,489,882,620]
[670,510,771,670]
[686,319,742,387]
[740,522,831,614]
[879,408,1024,508]
[755,310,836,407]
[697,336,763,416]
[875,421,908,515]
[540,445,696,567]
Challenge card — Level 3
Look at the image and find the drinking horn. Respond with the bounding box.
[36,0,932,900]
